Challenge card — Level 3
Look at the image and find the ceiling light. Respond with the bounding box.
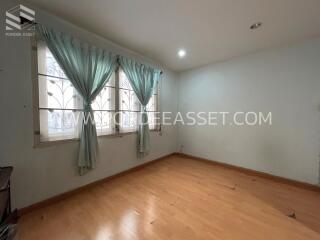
[178,49,186,58]
[250,22,262,30]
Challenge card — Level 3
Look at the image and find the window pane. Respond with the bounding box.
[148,112,156,130]
[38,75,82,110]
[39,109,80,141]
[119,70,140,133]
[119,89,140,111]
[105,72,116,87]
[37,41,67,79]
[119,89,130,111]
[91,86,115,111]
[130,91,140,111]
[94,111,115,135]
[146,94,157,112]
[119,69,133,90]
[119,111,138,133]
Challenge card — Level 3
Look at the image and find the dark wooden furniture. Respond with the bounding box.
[0,167,16,240]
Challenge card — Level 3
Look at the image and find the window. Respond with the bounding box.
[34,40,159,144]
[36,41,83,141]
[91,74,116,136]
[119,69,139,133]
[118,69,159,133]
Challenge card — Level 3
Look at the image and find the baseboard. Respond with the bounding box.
[175,152,320,193]
[18,153,175,216]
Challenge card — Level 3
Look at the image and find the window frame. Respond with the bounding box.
[31,38,160,147]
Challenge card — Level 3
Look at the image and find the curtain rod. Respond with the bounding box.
[116,57,163,75]
[33,20,164,75]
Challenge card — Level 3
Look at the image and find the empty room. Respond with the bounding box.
[1,0,320,239]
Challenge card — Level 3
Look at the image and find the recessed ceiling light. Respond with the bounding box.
[250,22,262,30]
[178,49,186,58]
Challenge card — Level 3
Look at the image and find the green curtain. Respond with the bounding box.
[37,25,117,175]
[119,56,161,155]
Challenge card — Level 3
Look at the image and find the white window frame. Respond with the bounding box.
[31,38,160,147]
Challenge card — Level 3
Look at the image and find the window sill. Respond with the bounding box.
[34,129,161,148]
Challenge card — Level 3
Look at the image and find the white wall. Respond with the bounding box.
[0,0,178,209]
[178,37,320,185]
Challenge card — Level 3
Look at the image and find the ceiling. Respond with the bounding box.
[26,0,320,72]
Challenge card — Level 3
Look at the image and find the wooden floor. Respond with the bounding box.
[18,155,320,240]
